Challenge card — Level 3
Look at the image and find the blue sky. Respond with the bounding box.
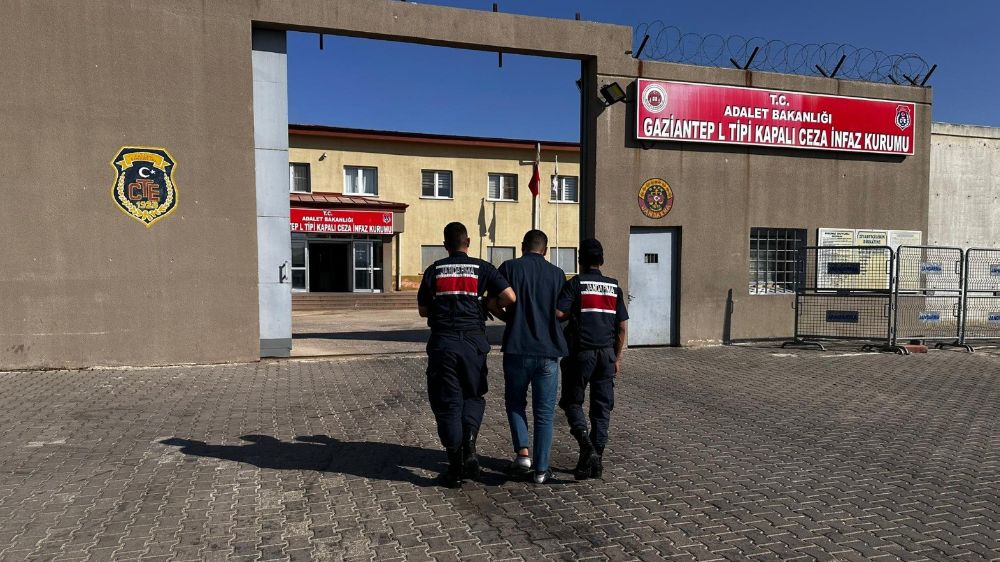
[288,0,998,142]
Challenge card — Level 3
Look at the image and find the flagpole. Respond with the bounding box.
[554,155,560,264]
[532,143,540,230]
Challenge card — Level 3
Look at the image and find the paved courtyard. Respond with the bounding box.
[291,309,504,357]
[0,346,998,561]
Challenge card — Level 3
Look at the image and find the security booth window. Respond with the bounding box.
[421,245,450,270]
[344,166,378,196]
[487,173,518,201]
[749,227,806,294]
[421,170,453,199]
[550,175,578,203]
[488,246,515,267]
[550,247,577,274]
[289,163,311,193]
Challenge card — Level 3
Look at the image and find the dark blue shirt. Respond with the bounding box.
[417,252,509,333]
[557,268,629,351]
[498,253,569,358]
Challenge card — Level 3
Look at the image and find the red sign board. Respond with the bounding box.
[636,79,915,155]
[290,207,394,235]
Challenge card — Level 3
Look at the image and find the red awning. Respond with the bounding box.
[289,192,408,212]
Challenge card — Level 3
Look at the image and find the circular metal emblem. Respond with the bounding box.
[641,83,668,114]
[638,178,674,219]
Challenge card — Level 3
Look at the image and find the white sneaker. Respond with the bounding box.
[514,455,532,470]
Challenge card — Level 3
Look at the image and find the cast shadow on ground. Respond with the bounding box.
[293,325,505,345]
[160,434,514,487]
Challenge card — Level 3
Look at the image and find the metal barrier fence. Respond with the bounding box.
[783,246,899,352]
[892,246,966,349]
[784,244,1000,353]
[961,248,1000,345]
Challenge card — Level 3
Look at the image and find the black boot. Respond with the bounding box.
[461,426,480,480]
[591,444,604,479]
[440,448,464,489]
[572,429,598,480]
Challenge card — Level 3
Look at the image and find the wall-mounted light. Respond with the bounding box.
[600,82,627,106]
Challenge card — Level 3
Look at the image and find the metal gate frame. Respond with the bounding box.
[960,248,1000,349]
[891,245,970,351]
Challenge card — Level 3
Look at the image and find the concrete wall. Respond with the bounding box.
[929,123,1000,248]
[0,0,933,367]
[0,1,262,369]
[590,63,933,344]
[0,0,626,369]
[288,134,580,286]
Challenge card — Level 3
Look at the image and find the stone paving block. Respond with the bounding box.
[0,348,997,561]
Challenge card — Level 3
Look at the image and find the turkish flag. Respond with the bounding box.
[528,161,540,198]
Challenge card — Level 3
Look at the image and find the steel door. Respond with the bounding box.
[627,229,678,346]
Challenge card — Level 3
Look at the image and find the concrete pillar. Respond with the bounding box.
[382,237,394,292]
[252,29,292,357]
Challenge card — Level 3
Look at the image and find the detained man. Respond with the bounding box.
[491,230,569,484]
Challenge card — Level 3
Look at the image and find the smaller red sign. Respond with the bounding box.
[290,208,394,235]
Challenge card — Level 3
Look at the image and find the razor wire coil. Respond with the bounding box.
[633,21,931,85]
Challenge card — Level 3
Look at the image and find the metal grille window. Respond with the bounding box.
[749,227,806,295]
[550,175,578,203]
[421,170,453,199]
[421,245,449,271]
[344,166,378,196]
[487,173,517,201]
[487,246,515,267]
[551,247,577,274]
[289,163,310,193]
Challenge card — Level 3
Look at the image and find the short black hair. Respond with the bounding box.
[521,229,548,253]
[580,238,605,269]
[443,222,469,251]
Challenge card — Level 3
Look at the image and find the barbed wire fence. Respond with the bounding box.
[632,21,935,86]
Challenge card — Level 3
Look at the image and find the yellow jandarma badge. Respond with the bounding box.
[111,147,178,228]
[638,178,673,219]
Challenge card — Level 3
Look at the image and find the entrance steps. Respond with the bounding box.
[292,292,416,312]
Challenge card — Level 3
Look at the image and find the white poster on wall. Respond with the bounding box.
[818,228,856,246]
[888,230,923,250]
[816,228,857,289]
[854,230,890,289]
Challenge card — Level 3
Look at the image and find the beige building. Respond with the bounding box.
[288,125,580,292]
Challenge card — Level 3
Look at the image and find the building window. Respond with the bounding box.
[749,227,806,295]
[291,234,307,291]
[421,245,450,271]
[344,166,378,196]
[551,247,577,274]
[421,170,453,199]
[550,175,578,203]
[487,246,515,267]
[289,163,311,193]
[487,173,517,201]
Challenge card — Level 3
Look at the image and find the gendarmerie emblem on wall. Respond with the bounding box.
[111,147,178,228]
[638,178,674,219]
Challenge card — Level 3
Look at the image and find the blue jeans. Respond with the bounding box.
[503,354,559,472]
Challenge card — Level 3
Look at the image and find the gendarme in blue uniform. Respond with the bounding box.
[557,267,628,454]
[418,251,509,450]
